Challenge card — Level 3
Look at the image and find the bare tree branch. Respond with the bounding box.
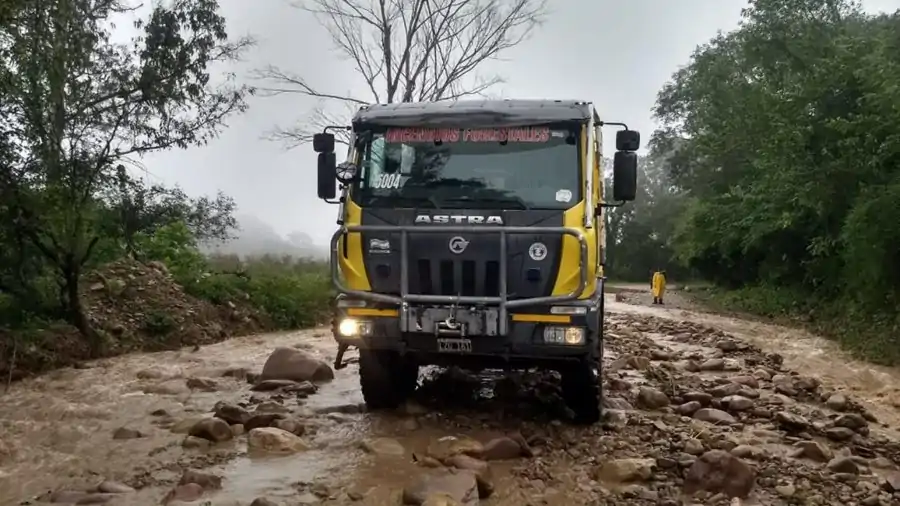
[258,0,547,147]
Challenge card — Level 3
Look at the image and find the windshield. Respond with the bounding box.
[351,126,581,209]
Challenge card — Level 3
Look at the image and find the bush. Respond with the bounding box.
[138,223,333,330]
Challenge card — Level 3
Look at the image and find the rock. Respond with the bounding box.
[163,483,204,503]
[446,454,488,472]
[775,483,796,498]
[827,456,860,474]
[650,349,673,361]
[245,413,287,431]
[883,471,900,492]
[595,458,655,483]
[613,355,651,371]
[683,449,756,498]
[825,427,856,441]
[179,469,222,489]
[774,411,809,431]
[213,402,251,425]
[96,481,135,493]
[684,439,704,455]
[421,494,463,506]
[480,436,530,460]
[255,401,292,413]
[730,445,763,460]
[427,436,483,461]
[716,340,740,351]
[247,427,309,454]
[675,401,702,415]
[698,358,725,371]
[188,417,233,443]
[693,408,736,425]
[251,379,317,393]
[360,437,406,456]
[272,418,305,436]
[231,424,245,436]
[730,376,760,389]
[259,347,335,383]
[402,471,480,505]
[250,499,280,506]
[683,391,713,405]
[111,427,143,440]
[708,383,742,398]
[721,395,754,412]
[445,455,494,498]
[826,393,849,411]
[636,387,670,409]
[752,368,772,381]
[182,435,210,449]
[790,440,832,463]
[834,413,867,431]
[185,377,218,391]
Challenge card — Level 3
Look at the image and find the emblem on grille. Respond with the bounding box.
[448,236,469,254]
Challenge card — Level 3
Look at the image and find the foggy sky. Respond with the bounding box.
[139,0,898,245]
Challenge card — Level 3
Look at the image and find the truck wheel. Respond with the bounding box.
[561,361,602,425]
[358,349,419,410]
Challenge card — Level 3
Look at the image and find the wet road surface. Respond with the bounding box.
[2,294,900,505]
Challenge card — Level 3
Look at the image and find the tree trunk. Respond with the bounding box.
[62,260,102,357]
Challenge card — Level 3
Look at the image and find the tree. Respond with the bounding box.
[651,0,900,308]
[103,168,237,259]
[0,0,253,352]
[256,0,546,147]
[603,153,688,282]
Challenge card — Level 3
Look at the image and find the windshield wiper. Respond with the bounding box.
[440,195,531,210]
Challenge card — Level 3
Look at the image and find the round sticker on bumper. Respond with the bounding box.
[529,242,548,261]
[555,189,572,202]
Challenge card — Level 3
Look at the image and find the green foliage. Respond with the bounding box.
[136,223,332,330]
[644,0,900,362]
[142,310,177,336]
[197,255,332,329]
[0,0,252,347]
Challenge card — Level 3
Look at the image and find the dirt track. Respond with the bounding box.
[2,292,900,505]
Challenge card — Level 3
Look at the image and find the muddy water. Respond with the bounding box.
[1,294,900,505]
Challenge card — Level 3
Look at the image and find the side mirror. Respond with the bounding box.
[317,152,337,199]
[615,130,640,151]
[612,151,637,202]
[313,132,335,153]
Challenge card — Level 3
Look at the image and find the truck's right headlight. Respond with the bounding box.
[337,318,372,337]
[543,326,585,345]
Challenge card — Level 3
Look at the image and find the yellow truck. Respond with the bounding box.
[312,99,638,423]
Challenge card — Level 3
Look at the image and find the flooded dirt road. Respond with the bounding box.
[2,294,900,505]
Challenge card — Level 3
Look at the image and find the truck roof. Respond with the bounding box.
[352,99,598,128]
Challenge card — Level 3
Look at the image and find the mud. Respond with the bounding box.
[1,294,900,505]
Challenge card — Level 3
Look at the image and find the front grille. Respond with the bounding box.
[412,259,500,297]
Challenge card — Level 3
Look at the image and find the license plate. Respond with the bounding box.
[437,338,472,353]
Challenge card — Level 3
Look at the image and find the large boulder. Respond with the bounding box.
[247,427,309,454]
[259,347,334,383]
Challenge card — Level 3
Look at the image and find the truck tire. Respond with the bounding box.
[561,360,602,424]
[358,349,419,410]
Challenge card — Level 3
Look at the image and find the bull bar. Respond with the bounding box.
[330,225,589,336]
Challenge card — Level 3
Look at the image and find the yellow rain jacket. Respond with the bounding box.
[651,271,666,298]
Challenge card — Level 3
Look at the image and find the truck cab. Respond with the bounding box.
[313,99,638,423]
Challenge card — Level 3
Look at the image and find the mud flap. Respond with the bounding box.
[333,343,349,370]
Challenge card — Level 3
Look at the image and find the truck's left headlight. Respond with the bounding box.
[543,326,585,345]
[338,318,372,337]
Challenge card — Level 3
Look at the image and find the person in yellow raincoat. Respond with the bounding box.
[651,270,667,305]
